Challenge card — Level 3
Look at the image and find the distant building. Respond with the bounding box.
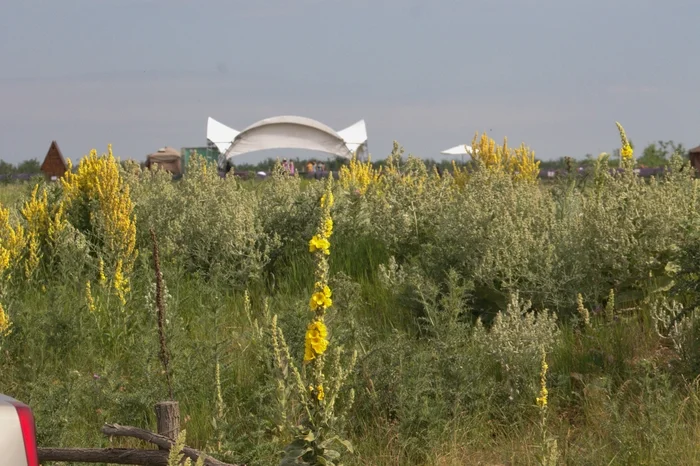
[181,146,219,173]
[145,147,182,175]
[689,145,700,173]
[40,140,68,181]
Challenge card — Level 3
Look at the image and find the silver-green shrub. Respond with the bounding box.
[129,154,273,287]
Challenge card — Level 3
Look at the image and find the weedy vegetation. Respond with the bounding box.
[3,124,700,465]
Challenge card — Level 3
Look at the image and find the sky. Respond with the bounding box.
[1,0,700,165]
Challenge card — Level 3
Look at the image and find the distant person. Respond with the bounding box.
[288,160,295,175]
[306,161,314,174]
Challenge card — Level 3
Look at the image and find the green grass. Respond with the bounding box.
[0,182,33,211]
[8,266,698,465]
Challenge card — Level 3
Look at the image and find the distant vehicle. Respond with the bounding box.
[0,394,39,466]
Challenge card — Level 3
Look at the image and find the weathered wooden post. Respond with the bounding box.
[151,228,179,447]
[155,401,180,444]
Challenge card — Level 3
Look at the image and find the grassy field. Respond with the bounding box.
[0,181,35,209]
[2,137,700,465]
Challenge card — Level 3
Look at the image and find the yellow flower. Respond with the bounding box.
[536,389,548,408]
[0,203,26,279]
[469,132,540,182]
[304,320,329,362]
[321,192,334,208]
[309,284,333,311]
[61,145,137,298]
[616,122,634,162]
[85,281,96,313]
[309,291,332,311]
[98,259,107,287]
[113,259,129,306]
[536,349,549,409]
[323,218,333,238]
[309,235,330,255]
[338,154,382,195]
[308,384,325,401]
[24,233,40,279]
[0,303,12,337]
[621,144,633,161]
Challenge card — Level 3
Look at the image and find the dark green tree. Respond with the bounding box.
[637,140,686,167]
[0,160,14,175]
[16,158,41,174]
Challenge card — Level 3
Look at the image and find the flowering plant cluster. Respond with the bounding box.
[271,176,355,466]
[469,131,541,183]
[62,145,137,305]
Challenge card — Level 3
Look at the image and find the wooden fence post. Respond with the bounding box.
[155,401,180,447]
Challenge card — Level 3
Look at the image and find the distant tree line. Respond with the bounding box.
[3,140,692,179]
[229,140,691,174]
[0,158,42,175]
[537,140,688,171]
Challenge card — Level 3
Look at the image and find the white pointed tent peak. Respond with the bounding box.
[337,120,368,155]
[207,117,240,155]
[441,144,475,156]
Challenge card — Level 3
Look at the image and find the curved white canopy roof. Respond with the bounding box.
[208,116,368,168]
[441,144,475,156]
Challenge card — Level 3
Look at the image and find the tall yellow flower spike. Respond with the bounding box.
[304,320,329,362]
[616,122,634,162]
[20,184,68,278]
[0,203,26,281]
[451,160,470,188]
[536,348,549,409]
[304,177,335,363]
[85,281,96,313]
[279,174,357,465]
[0,303,11,337]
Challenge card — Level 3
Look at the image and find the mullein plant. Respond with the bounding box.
[616,121,634,170]
[166,430,205,466]
[576,293,590,330]
[536,347,559,466]
[270,175,357,466]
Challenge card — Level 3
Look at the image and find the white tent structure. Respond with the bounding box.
[441,144,478,164]
[207,117,240,155]
[441,144,475,156]
[207,116,368,170]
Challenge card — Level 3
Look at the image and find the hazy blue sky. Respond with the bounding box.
[1,0,699,165]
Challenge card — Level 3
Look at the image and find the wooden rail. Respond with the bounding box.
[38,424,239,466]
